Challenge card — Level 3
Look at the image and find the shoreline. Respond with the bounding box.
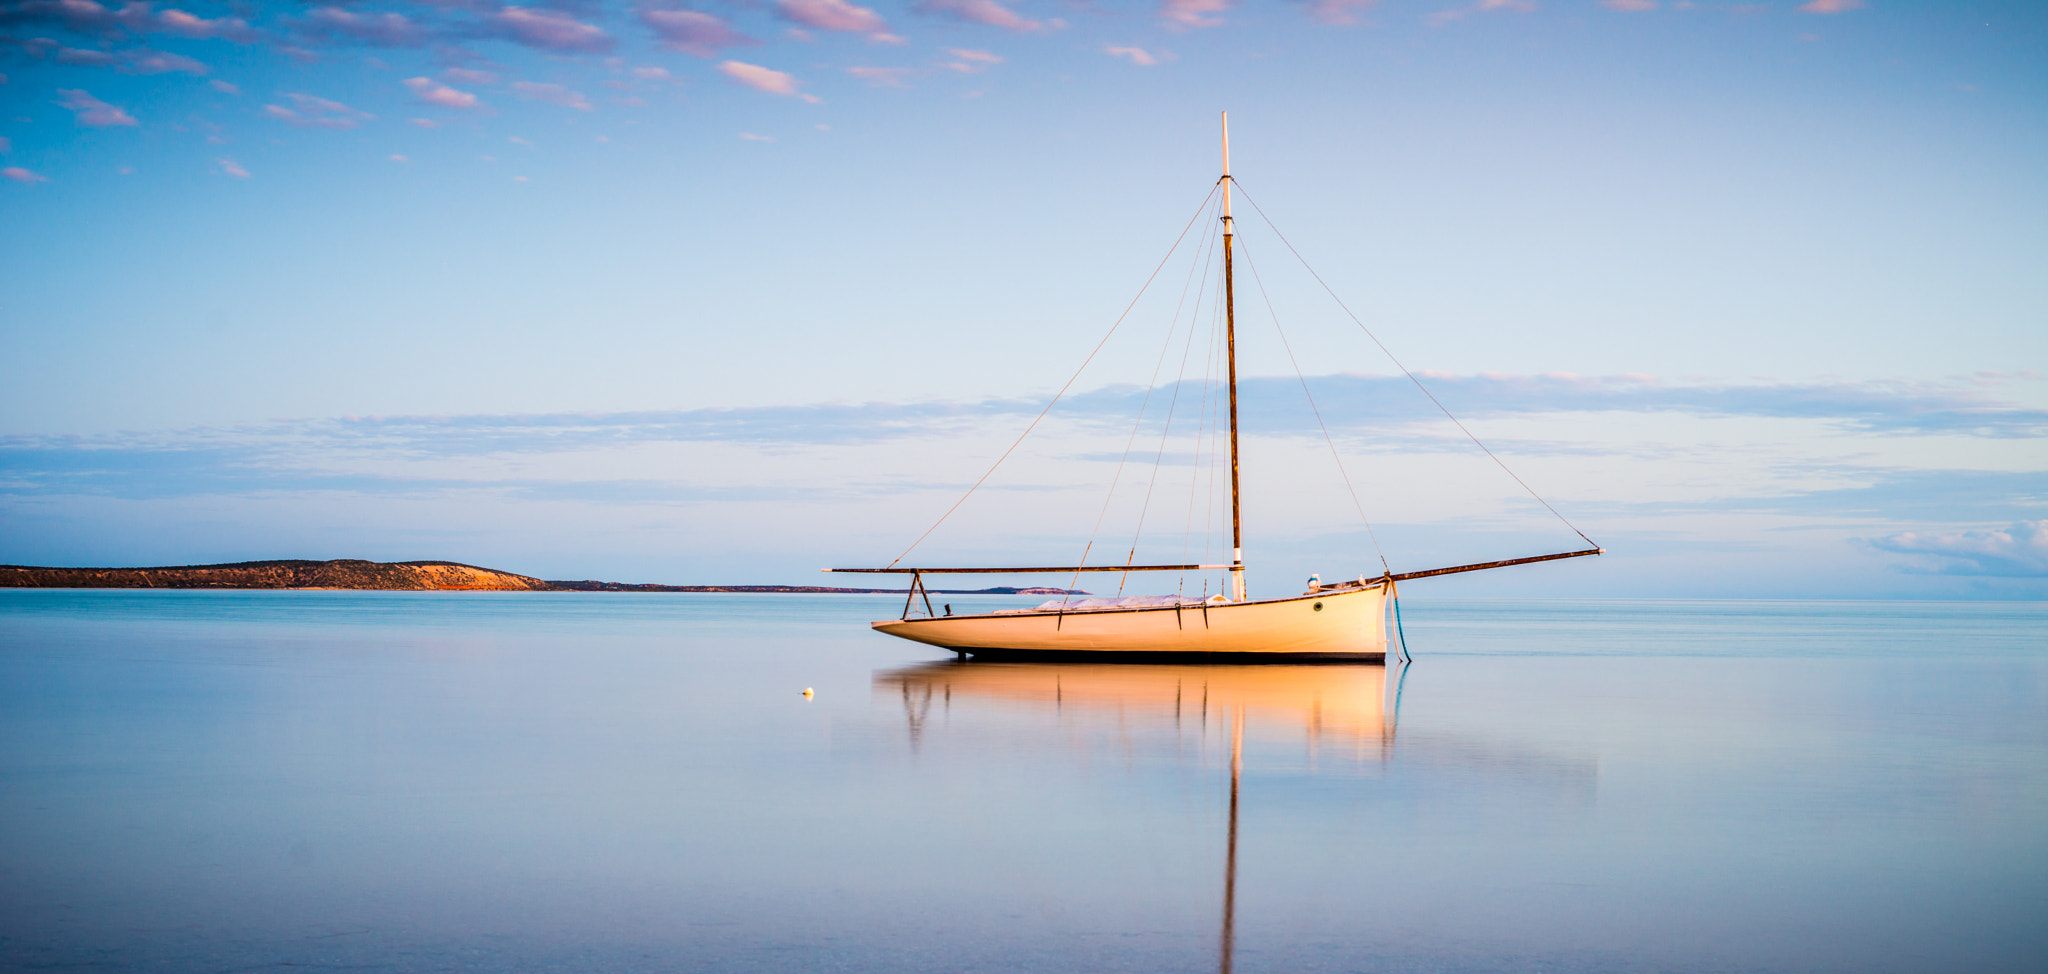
[0,560,1086,596]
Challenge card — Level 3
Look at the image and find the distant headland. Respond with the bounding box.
[0,560,1085,595]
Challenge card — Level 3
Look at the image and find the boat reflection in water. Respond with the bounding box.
[874,660,1410,974]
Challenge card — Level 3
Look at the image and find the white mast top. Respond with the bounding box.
[1220,112,1234,231]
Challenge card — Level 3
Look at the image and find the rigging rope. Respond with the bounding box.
[885,183,1224,569]
[1230,180,1599,550]
[1237,239,1391,574]
[1071,194,1219,604]
[1181,270,1226,576]
[1118,201,1225,595]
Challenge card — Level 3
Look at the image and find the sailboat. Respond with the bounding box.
[831,115,1601,659]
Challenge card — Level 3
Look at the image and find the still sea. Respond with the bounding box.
[1,591,2043,973]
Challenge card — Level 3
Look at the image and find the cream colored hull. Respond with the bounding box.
[872,583,1388,657]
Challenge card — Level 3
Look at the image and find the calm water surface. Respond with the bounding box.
[1,592,2043,972]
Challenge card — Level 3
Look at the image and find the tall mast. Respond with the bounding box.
[1221,112,1245,602]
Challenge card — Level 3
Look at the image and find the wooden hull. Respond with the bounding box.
[872,583,1388,659]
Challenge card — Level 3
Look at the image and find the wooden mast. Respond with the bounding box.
[1221,112,1245,603]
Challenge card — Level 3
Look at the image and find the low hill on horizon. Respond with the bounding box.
[0,559,554,591]
[0,560,1086,595]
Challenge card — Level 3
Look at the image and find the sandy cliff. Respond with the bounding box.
[0,559,553,591]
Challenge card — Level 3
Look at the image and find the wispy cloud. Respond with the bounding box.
[718,60,818,101]
[299,7,430,47]
[914,0,1044,33]
[444,66,499,85]
[1429,0,1536,25]
[209,79,240,95]
[2,165,46,183]
[1599,0,1655,11]
[403,76,483,110]
[4,373,2038,500]
[511,81,592,110]
[0,1,259,42]
[55,88,136,126]
[1799,0,1864,13]
[215,156,249,178]
[1159,0,1228,30]
[637,6,755,57]
[264,92,375,129]
[1871,521,2048,577]
[30,41,208,75]
[120,48,208,74]
[777,0,888,34]
[943,47,1002,70]
[1105,45,1157,66]
[1218,372,2048,438]
[488,6,612,53]
[848,65,912,86]
[1302,0,1377,24]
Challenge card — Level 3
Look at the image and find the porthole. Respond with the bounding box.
[1313,602,1324,612]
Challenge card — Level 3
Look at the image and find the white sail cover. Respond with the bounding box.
[1030,595,1203,611]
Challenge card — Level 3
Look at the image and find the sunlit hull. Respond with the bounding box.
[872,582,1388,659]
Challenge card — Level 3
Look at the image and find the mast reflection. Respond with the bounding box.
[874,660,1410,974]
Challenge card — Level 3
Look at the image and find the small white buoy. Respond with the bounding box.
[801,687,814,700]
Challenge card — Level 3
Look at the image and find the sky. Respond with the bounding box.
[1,0,2044,598]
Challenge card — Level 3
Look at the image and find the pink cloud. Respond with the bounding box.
[121,49,206,74]
[443,67,499,85]
[777,0,886,33]
[264,92,374,129]
[511,81,592,110]
[403,76,482,110]
[51,46,116,67]
[1105,45,1157,65]
[216,157,249,178]
[490,6,613,53]
[940,46,1002,71]
[1159,0,1227,29]
[1600,0,1655,9]
[847,65,910,87]
[26,39,207,74]
[0,1,117,32]
[740,132,774,142]
[1799,0,1862,12]
[913,0,1042,32]
[637,8,754,57]
[1303,0,1376,24]
[409,117,440,128]
[56,88,136,127]
[3,165,46,183]
[209,79,239,94]
[2,1,259,42]
[718,60,814,100]
[300,7,428,46]
[1428,0,1535,24]
[149,7,257,41]
[0,136,9,152]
